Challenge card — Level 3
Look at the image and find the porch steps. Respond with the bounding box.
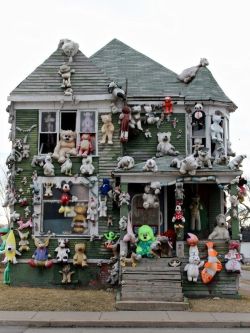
[116,258,189,311]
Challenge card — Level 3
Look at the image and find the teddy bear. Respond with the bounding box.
[43,154,55,176]
[100,114,114,145]
[117,156,135,170]
[184,255,204,282]
[156,132,179,157]
[54,238,70,263]
[142,183,160,209]
[58,63,75,88]
[197,148,213,169]
[131,105,143,131]
[170,154,198,176]
[78,133,94,157]
[59,264,75,284]
[52,130,77,163]
[175,182,185,203]
[189,196,203,231]
[143,158,158,172]
[17,230,30,252]
[73,243,88,267]
[87,198,98,225]
[211,114,223,143]
[72,203,88,233]
[80,155,95,175]
[208,214,230,240]
[228,154,247,170]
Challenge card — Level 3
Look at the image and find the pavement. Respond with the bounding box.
[0,311,249,328]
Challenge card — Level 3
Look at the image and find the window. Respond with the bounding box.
[33,176,98,237]
[39,110,97,155]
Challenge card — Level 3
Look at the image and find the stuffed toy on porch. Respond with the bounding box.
[201,241,222,284]
[136,225,156,257]
[225,241,242,273]
[184,255,204,282]
[208,213,230,240]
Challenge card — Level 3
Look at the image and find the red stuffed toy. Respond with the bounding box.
[119,106,131,143]
[163,96,173,115]
[78,133,94,156]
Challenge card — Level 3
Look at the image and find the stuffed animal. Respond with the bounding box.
[43,182,54,197]
[201,241,222,284]
[58,181,72,216]
[54,238,70,263]
[52,130,77,163]
[197,148,213,169]
[208,213,230,240]
[163,96,173,115]
[100,114,114,144]
[87,197,98,225]
[72,203,88,233]
[192,138,204,157]
[143,158,158,172]
[80,155,95,175]
[145,109,160,125]
[225,241,242,273]
[17,217,33,230]
[59,264,75,284]
[2,230,21,264]
[28,235,53,268]
[186,233,199,257]
[58,63,75,90]
[191,103,206,130]
[142,182,161,209]
[59,39,79,62]
[144,129,152,139]
[150,235,173,258]
[229,195,239,218]
[172,205,185,230]
[189,196,203,231]
[99,178,113,196]
[118,192,130,207]
[228,154,247,170]
[170,154,198,176]
[184,255,204,282]
[119,216,128,231]
[43,154,55,176]
[106,260,119,285]
[17,230,30,252]
[178,58,209,83]
[73,243,88,267]
[108,81,126,100]
[120,252,141,267]
[123,214,136,243]
[131,105,143,131]
[136,225,156,257]
[119,106,132,143]
[156,132,179,157]
[104,231,120,260]
[211,114,223,143]
[117,156,135,170]
[98,196,107,217]
[78,133,94,157]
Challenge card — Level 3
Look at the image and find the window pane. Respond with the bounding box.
[80,112,95,133]
[43,202,72,234]
[39,133,57,154]
[41,112,56,132]
[61,112,76,131]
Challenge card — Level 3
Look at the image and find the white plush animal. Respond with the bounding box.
[108,81,126,100]
[142,184,160,209]
[80,155,95,175]
[117,156,135,170]
[58,39,79,62]
[98,197,107,217]
[178,58,209,83]
[143,158,158,172]
[156,132,179,157]
[170,155,198,176]
[60,154,72,176]
[119,216,128,230]
[118,192,130,207]
[184,255,204,282]
[228,154,247,170]
[43,154,55,176]
[211,114,223,143]
[197,148,213,169]
[208,214,230,240]
[131,105,143,131]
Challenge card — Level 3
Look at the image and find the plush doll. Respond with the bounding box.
[197,148,213,169]
[228,154,247,171]
[191,103,206,130]
[98,196,107,217]
[150,235,173,258]
[172,205,185,230]
[211,114,223,143]
[119,216,128,231]
[78,133,94,157]
[108,81,126,100]
[156,132,179,157]
[170,154,198,176]
[0,227,10,253]
[87,197,98,225]
[117,156,135,170]
[237,176,248,203]
[186,233,199,257]
[1,230,21,264]
[120,252,141,267]
[118,192,130,207]
[43,154,55,176]
[136,225,156,257]
[54,238,70,263]
[178,58,209,83]
[106,260,119,285]
[28,235,53,268]
[17,217,33,230]
[175,182,184,204]
[142,183,160,209]
[184,255,204,282]
[17,230,30,252]
[104,231,120,260]
[225,241,242,273]
[73,243,88,267]
[44,182,54,197]
[52,130,77,163]
[80,155,95,175]
[99,178,112,196]
[131,105,143,131]
[192,138,204,157]
[163,96,173,115]
[208,213,230,240]
[58,181,72,216]
[189,196,203,231]
[123,214,136,243]
[119,105,132,143]
[201,241,222,284]
[60,154,72,176]
[58,63,75,88]
[143,158,158,172]
[72,203,88,234]
[59,264,75,284]
[100,114,115,145]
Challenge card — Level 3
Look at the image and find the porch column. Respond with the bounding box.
[230,183,240,240]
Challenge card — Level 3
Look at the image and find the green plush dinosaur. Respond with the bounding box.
[136,225,155,257]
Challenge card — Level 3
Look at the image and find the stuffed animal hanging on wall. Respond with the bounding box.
[119,105,132,143]
[1,229,21,264]
[28,235,53,268]
[58,181,72,216]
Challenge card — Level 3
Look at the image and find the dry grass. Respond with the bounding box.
[189,296,250,312]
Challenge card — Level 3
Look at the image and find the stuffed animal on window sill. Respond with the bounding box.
[78,133,94,157]
[58,181,72,216]
[54,238,70,263]
[28,235,53,268]
[52,130,77,163]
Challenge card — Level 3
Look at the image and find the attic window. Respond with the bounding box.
[61,111,76,131]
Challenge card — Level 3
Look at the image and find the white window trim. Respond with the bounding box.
[33,176,99,238]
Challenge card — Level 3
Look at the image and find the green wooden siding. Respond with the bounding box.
[123,113,185,163]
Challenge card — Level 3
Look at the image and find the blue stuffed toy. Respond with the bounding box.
[99,178,112,196]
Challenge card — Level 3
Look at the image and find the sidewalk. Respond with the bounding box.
[0,311,250,328]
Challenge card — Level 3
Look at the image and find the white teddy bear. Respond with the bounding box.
[156,132,179,157]
[208,214,230,240]
[211,114,223,143]
[184,255,204,282]
[142,182,161,209]
[80,155,95,175]
[228,154,247,170]
[100,114,115,145]
[52,130,77,163]
[143,158,158,172]
[117,156,135,170]
[170,154,198,176]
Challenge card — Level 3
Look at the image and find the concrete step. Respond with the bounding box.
[116,300,189,311]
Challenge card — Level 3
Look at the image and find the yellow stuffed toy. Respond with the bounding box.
[2,230,21,264]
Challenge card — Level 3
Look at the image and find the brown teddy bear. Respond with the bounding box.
[52,130,77,163]
[72,204,88,234]
[73,243,88,267]
[100,114,114,145]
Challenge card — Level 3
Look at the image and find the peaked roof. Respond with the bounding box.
[183,66,234,105]
[90,39,184,98]
[10,47,110,97]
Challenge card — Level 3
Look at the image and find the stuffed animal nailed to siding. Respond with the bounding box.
[54,238,70,263]
[119,106,132,143]
[100,114,115,145]
[28,235,53,268]
[156,132,179,157]
[58,181,72,216]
